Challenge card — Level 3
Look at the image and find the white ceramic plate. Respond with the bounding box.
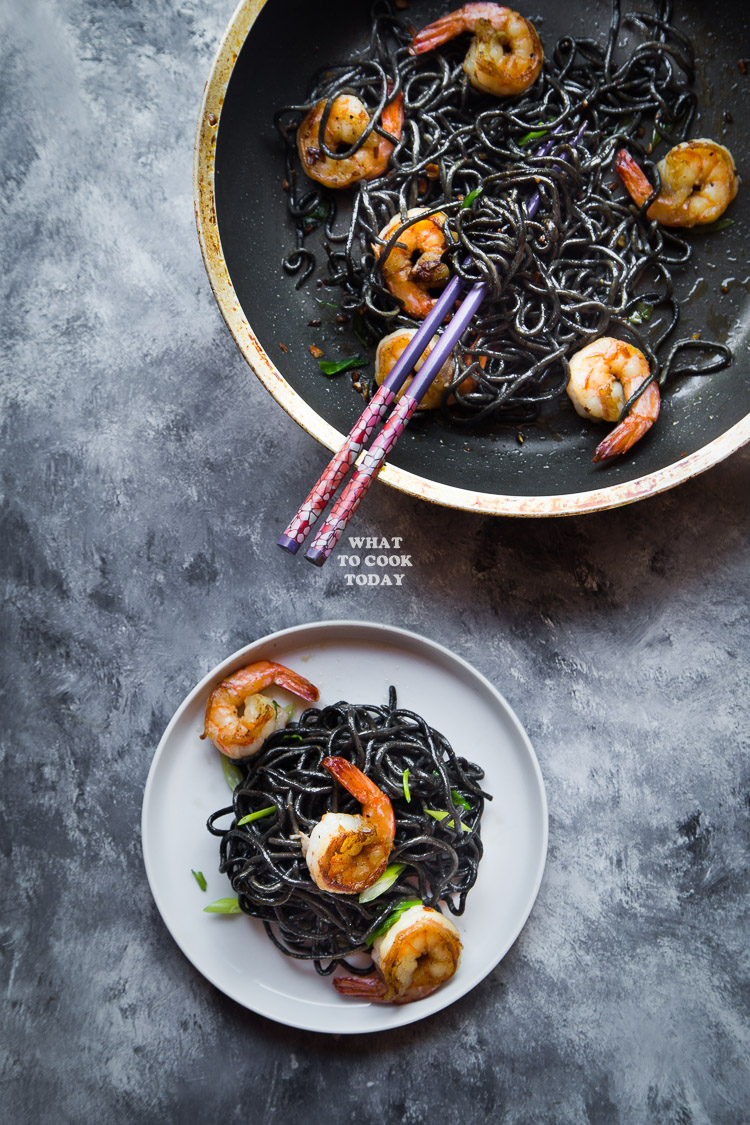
[142,621,548,1033]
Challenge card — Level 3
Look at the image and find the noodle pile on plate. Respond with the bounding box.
[207,687,489,974]
[275,0,732,427]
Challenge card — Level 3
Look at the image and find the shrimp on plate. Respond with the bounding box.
[375,327,478,410]
[411,4,543,97]
[201,661,319,759]
[297,92,404,189]
[616,140,739,228]
[374,208,450,318]
[566,337,660,463]
[334,904,463,1004]
[301,756,396,895]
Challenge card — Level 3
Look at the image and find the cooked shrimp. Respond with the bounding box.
[567,337,660,463]
[374,208,450,318]
[616,140,739,228]
[375,327,478,409]
[297,92,404,189]
[201,661,319,759]
[334,904,462,1004]
[411,4,543,97]
[301,756,396,895]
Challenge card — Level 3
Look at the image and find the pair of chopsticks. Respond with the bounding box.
[278,124,584,566]
[278,270,483,565]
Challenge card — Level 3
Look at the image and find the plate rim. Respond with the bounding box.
[141,618,549,1033]
[193,0,750,518]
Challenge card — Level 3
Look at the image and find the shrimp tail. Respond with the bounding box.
[381,89,404,138]
[615,148,652,209]
[222,660,317,702]
[270,664,320,702]
[592,413,656,462]
[333,974,394,1002]
[411,12,465,54]
[322,757,396,838]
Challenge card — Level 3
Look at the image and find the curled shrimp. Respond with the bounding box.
[374,208,450,318]
[297,92,404,189]
[334,904,462,1004]
[567,337,660,463]
[616,140,739,228]
[301,756,396,895]
[375,327,478,410]
[411,4,543,97]
[201,661,319,759]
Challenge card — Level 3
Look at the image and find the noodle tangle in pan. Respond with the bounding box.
[274,0,732,428]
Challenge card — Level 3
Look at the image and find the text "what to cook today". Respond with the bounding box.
[338,537,412,586]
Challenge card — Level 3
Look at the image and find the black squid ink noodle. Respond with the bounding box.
[207,688,490,974]
[273,0,732,430]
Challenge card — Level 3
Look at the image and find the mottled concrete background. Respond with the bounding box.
[2,1,749,1122]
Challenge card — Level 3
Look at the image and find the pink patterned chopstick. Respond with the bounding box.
[278,271,468,553]
[304,280,487,566]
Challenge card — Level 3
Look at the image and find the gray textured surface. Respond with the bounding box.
[2,2,749,1122]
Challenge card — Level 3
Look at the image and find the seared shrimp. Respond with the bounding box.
[375,327,477,409]
[301,756,396,895]
[201,661,319,759]
[567,337,660,463]
[374,208,450,318]
[616,140,738,228]
[297,92,404,189]
[411,4,543,97]
[334,904,462,1004]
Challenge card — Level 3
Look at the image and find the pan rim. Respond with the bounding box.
[193,0,750,517]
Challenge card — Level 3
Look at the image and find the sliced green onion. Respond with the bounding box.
[316,299,339,309]
[237,806,276,826]
[519,126,550,146]
[402,768,411,803]
[302,202,330,233]
[192,869,207,892]
[693,217,735,233]
[461,185,484,208]
[359,863,407,903]
[318,355,366,376]
[651,121,672,148]
[450,790,472,811]
[628,300,654,325]
[366,899,422,945]
[221,756,243,792]
[284,732,304,742]
[426,809,471,833]
[204,897,242,914]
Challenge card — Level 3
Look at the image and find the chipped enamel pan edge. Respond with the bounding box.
[194,0,750,518]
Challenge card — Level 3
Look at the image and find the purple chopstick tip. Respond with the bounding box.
[277,533,301,554]
[304,545,327,567]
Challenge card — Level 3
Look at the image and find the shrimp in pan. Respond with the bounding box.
[201,661,319,759]
[411,4,543,97]
[297,92,404,189]
[334,904,462,1004]
[301,756,396,894]
[375,328,478,410]
[374,208,450,318]
[616,140,738,228]
[566,337,660,463]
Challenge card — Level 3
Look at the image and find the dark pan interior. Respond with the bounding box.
[214,0,750,499]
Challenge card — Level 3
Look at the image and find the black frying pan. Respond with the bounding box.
[196,0,750,514]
